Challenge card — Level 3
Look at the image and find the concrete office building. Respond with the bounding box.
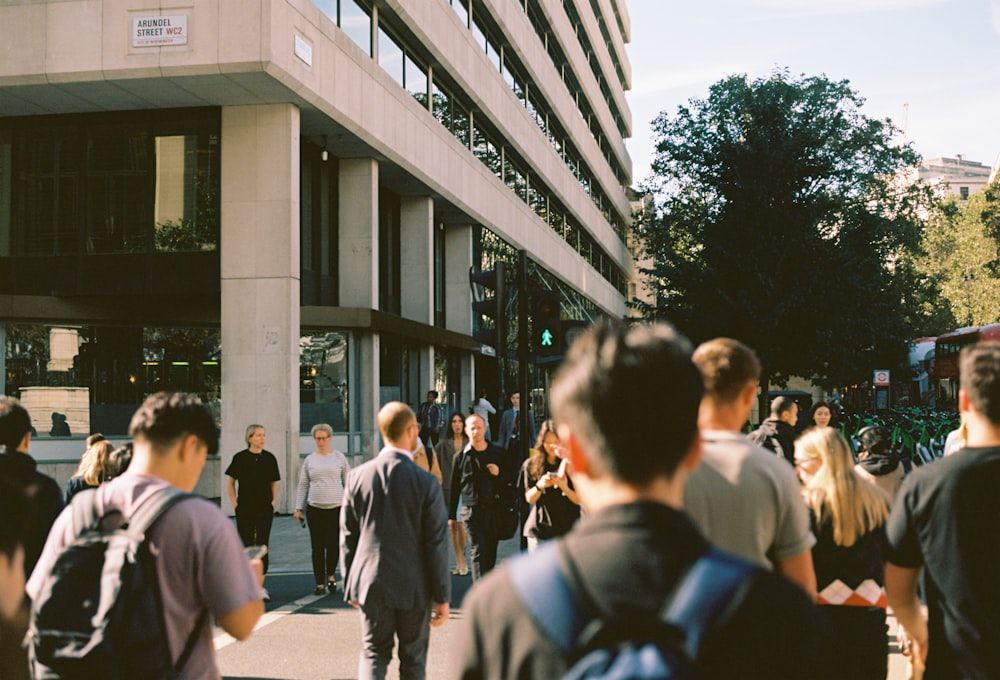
[0,0,634,511]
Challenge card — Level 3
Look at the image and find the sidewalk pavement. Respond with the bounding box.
[220,515,910,679]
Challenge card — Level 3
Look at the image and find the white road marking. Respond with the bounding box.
[214,591,330,651]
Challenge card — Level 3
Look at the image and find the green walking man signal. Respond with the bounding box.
[534,291,561,357]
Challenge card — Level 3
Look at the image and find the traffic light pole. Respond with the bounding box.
[517,249,530,462]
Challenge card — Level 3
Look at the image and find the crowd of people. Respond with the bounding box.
[4,321,1000,678]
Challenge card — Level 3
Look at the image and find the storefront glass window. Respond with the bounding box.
[300,330,350,433]
[2,323,220,437]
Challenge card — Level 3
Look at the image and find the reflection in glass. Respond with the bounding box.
[404,54,427,105]
[379,27,404,86]
[340,0,371,55]
[153,133,220,252]
[300,331,350,433]
[13,128,81,256]
[85,125,148,253]
[3,323,220,436]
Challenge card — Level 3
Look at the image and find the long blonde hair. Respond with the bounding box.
[74,438,114,486]
[797,427,890,547]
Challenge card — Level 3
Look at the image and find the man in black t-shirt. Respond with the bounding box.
[453,322,836,680]
[886,341,1000,678]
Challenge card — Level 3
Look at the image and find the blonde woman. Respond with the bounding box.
[65,434,114,502]
[226,424,281,583]
[795,427,891,680]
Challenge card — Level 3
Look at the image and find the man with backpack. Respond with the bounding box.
[453,321,836,679]
[26,392,265,680]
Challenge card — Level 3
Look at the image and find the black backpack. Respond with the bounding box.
[27,486,208,680]
[509,540,757,679]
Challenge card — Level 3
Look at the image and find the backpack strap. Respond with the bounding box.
[127,485,193,534]
[509,541,758,659]
[128,486,209,677]
[659,547,757,657]
[507,540,586,652]
[69,487,101,535]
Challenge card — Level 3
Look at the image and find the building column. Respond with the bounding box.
[339,159,379,457]
[445,224,476,413]
[401,196,435,394]
[220,103,300,514]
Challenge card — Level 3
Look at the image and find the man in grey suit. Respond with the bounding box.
[498,391,536,455]
[340,401,451,680]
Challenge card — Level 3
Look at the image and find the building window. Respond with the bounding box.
[378,189,401,314]
[301,142,339,306]
[300,330,351,433]
[2,323,220,436]
[434,222,446,327]
[339,0,372,55]
[960,186,970,200]
[5,109,220,258]
[378,26,404,86]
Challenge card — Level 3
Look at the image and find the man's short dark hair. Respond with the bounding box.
[0,396,32,453]
[550,320,703,484]
[693,338,760,403]
[960,342,1000,424]
[129,392,219,456]
[770,396,797,418]
[859,426,892,457]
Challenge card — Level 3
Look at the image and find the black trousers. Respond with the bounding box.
[462,506,499,582]
[306,505,340,585]
[235,504,274,574]
[821,605,887,680]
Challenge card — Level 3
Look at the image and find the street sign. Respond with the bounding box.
[874,370,890,386]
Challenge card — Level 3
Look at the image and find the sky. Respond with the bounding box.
[623,0,1000,186]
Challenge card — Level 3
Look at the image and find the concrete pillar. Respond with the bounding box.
[400,196,433,323]
[338,158,378,308]
[220,103,300,515]
[338,159,380,459]
[359,330,380,458]
[401,196,434,394]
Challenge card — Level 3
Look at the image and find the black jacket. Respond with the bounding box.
[751,418,797,465]
[0,450,64,575]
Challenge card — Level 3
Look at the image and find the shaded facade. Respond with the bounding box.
[0,0,634,511]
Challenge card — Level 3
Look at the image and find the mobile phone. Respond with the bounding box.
[245,545,268,561]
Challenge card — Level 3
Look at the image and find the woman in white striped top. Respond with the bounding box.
[294,423,351,596]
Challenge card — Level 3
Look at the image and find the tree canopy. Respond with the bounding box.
[635,70,937,393]
[917,181,1000,328]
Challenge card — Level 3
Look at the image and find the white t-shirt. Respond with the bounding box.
[27,473,261,680]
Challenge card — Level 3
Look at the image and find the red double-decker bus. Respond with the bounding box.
[934,323,1000,408]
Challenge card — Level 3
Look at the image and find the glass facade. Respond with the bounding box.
[2,323,220,437]
[300,330,351,433]
[1,324,359,437]
[0,109,221,296]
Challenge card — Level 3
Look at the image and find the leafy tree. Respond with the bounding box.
[635,70,937,409]
[919,190,1000,327]
[980,178,1000,274]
